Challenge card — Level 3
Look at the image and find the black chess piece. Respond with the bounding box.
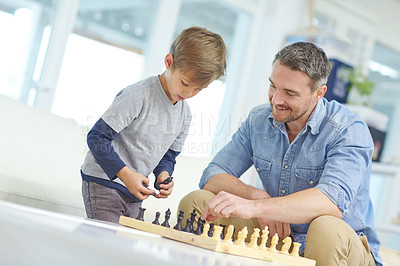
[183,218,191,232]
[152,211,161,225]
[174,210,184,231]
[219,224,227,240]
[208,223,214,237]
[161,208,171,227]
[194,217,204,235]
[135,207,146,221]
[154,176,173,190]
[188,209,197,233]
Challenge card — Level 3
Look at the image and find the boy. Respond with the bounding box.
[81,27,227,223]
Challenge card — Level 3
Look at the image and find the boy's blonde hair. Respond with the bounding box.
[170,26,227,88]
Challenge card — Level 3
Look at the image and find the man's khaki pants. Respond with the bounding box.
[179,190,376,266]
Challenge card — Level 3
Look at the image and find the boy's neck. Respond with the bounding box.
[158,73,177,104]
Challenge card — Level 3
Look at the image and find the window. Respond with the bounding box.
[52,0,157,126]
[0,0,57,104]
[176,0,251,156]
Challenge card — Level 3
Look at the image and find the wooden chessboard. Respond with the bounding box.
[119,216,316,266]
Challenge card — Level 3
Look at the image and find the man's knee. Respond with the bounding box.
[306,215,346,245]
[178,189,215,216]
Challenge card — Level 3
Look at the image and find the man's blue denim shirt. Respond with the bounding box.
[200,98,382,265]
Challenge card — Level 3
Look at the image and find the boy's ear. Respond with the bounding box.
[164,53,174,69]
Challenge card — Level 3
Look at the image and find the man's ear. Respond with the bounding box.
[315,85,327,100]
[164,53,174,69]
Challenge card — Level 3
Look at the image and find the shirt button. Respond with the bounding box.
[256,168,260,171]
[309,180,314,185]
[284,165,288,169]
[282,190,286,194]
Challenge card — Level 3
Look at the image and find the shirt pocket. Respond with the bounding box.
[252,155,272,180]
[294,166,324,191]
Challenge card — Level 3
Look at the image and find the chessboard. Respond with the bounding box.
[119,208,316,266]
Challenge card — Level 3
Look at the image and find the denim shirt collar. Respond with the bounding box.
[267,98,326,136]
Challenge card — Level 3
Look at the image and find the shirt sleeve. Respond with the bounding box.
[101,85,144,133]
[87,118,126,179]
[315,120,374,216]
[199,110,255,188]
[153,149,180,178]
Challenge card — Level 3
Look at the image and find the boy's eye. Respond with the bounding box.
[181,81,189,86]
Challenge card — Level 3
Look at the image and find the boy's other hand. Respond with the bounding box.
[117,166,155,200]
[155,171,174,199]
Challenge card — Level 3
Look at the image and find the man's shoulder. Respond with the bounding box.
[249,103,271,117]
[323,99,362,126]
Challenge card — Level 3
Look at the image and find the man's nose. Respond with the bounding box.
[271,90,284,105]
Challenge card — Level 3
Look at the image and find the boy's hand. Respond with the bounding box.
[154,171,174,199]
[117,166,155,200]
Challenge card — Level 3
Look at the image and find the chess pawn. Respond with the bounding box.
[219,224,227,240]
[208,223,214,237]
[248,228,260,249]
[280,237,292,255]
[259,226,269,250]
[235,226,248,246]
[183,218,192,232]
[223,225,234,243]
[135,207,146,221]
[290,242,301,257]
[194,217,204,235]
[269,233,279,252]
[152,211,160,225]
[201,223,210,238]
[211,225,223,241]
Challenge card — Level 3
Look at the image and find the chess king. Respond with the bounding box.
[179,42,382,266]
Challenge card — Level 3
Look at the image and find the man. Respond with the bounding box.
[179,42,381,265]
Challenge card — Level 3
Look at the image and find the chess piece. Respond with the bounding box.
[135,207,146,221]
[154,176,173,190]
[248,228,260,248]
[235,226,248,246]
[269,233,279,252]
[183,218,192,232]
[161,208,171,227]
[290,242,301,257]
[194,217,204,235]
[152,211,160,225]
[200,223,210,238]
[219,224,227,240]
[211,225,223,241]
[280,237,292,255]
[259,226,269,250]
[223,225,234,243]
[188,209,197,233]
[173,210,184,230]
[208,223,214,237]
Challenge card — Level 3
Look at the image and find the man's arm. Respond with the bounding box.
[203,173,269,200]
[202,187,342,224]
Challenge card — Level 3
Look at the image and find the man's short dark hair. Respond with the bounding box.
[273,42,330,91]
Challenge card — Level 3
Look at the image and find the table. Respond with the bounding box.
[0,200,285,266]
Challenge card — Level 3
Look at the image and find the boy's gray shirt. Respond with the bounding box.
[81,76,191,186]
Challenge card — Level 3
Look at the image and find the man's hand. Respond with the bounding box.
[117,166,155,200]
[154,171,174,199]
[200,191,257,221]
[258,218,291,238]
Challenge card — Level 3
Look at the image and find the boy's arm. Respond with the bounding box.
[153,149,179,198]
[87,118,126,179]
[87,118,155,199]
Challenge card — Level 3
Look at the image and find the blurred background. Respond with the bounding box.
[0,0,399,253]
